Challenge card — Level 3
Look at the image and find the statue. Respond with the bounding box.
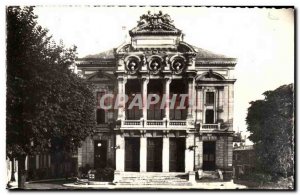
[128,61,138,71]
[174,61,183,71]
[161,13,174,25]
[136,11,174,28]
[150,61,159,70]
[141,55,147,66]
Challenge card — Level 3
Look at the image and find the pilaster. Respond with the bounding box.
[185,133,195,172]
[115,133,125,171]
[117,77,127,120]
[163,78,172,122]
[141,77,149,121]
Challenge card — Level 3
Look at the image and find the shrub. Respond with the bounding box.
[95,167,114,181]
[240,172,272,184]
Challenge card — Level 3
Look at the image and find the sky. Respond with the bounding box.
[34,6,294,144]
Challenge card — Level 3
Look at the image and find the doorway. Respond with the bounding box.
[205,109,214,124]
[125,138,140,172]
[169,138,185,172]
[147,138,162,172]
[94,140,107,169]
[203,141,216,171]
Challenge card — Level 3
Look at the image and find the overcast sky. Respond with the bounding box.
[34,6,294,144]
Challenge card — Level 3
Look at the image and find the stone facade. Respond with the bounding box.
[233,145,255,179]
[75,11,237,181]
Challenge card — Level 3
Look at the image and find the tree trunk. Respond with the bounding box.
[10,158,15,181]
[17,155,26,189]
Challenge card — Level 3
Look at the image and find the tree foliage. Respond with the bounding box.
[246,84,294,179]
[6,6,96,161]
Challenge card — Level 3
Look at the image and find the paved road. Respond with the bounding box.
[24,182,74,190]
[8,180,76,190]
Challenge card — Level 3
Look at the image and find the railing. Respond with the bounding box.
[121,119,188,128]
[146,120,164,127]
[168,120,187,127]
[200,123,221,130]
[121,120,222,130]
[122,120,143,128]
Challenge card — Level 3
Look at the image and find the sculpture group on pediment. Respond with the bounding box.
[137,10,175,29]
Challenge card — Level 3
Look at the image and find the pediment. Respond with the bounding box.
[196,70,225,82]
[86,71,115,82]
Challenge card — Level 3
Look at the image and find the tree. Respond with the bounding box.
[6,6,96,188]
[246,84,294,180]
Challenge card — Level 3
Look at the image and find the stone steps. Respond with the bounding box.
[198,171,222,181]
[115,172,192,186]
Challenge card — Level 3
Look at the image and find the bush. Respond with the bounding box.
[240,172,272,184]
[95,167,114,181]
[78,164,91,179]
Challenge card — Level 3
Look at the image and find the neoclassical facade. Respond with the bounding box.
[75,11,237,182]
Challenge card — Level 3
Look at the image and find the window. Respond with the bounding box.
[206,92,215,105]
[96,108,106,124]
[169,93,188,120]
[96,91,106,124]
[126,93,142,120]
[205,109,214,124]
[96,91,114,124]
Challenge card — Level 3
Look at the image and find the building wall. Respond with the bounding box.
[233,147,255,178]
[78,136,94,169]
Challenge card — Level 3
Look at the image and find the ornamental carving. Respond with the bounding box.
[148,58,162,74]
[171,57,186,74]
[138,10,174,29]
[125,57,140,74]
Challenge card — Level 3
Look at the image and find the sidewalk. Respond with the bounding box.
[63,180,248,190]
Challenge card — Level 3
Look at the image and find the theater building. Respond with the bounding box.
[75,11,237,183]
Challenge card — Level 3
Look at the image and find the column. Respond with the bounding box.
[140,136,147,172]
[187,77,195,119]
[115,134,125,171]
[162,136,169,172]
[163,78,171,123]
[194,136,203,170]
[185,134,195,172]
[117,77,127,120]
[141,78,149,121]
[198,138,203,169]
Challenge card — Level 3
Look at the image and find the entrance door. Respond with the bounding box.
[169,138,185,172]
[203,141,216,171]
[125,138,140,172]
[94,140,107,169]
[147,138,162,172]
